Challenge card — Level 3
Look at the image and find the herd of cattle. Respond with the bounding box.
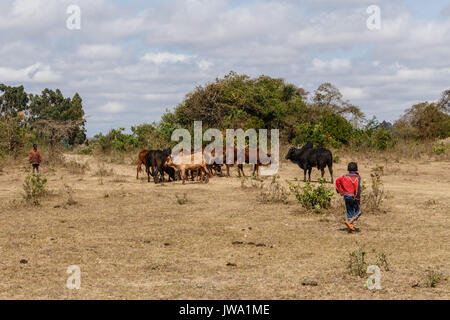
[136,142,334,184]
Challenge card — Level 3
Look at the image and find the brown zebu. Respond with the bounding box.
[136,150,149,179]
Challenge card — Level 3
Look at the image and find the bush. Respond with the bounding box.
[23,174,48,205]
[374,128,396,150]
[175,193,188,205]
[347,248,367,277]
[425,269,446,288]
[64,160,90,175]
[375,252,390,271]
[362,166,386,213]
[77,144,95,155]
[257,175,289,204]
[432,142,447,155]
[288,178,334,212]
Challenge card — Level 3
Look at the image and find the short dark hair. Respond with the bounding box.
[33,144,37,149]
[348,162,358,172]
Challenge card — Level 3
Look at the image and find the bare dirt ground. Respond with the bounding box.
[0,153,448,299]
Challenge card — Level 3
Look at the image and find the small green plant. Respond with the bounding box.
[63,184,77,207]
[257,175,289,204]
[240,175,264,189]
[347,248,367,277]
[23,173,48,205]
[93,165,114,177]
[94,162,114,185]
[176,193,188,205]
[375,252,390,271]
[432,142,447,155]
[425,268,446,288]
[288,178,333,212]
[64,160,89,175]
[362,166,386,213]
[0,150,6,172]
[333,154,340,164]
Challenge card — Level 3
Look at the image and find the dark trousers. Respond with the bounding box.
[32,164,40,173]
[345,198,361,220]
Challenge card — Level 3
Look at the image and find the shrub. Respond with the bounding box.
[23,174,48,205]
[362,166,386,213]
[240,176,264,189]
[375,252,390,271]
[347,248,367,277]
[63,184,77,207]
[288,178,334,212]
[425,268,446,288]
[93,163,114,177]
[333,154,340,164]
[176,193,188,205]
[257,175,289,204]
[64,160,89,175]
[374,128,396,150]
[432,142,447,155]
[77,144,95,155]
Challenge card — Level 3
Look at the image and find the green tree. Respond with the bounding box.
[395,96,450,140]
[0,84,29,119]
[29,89,86,145]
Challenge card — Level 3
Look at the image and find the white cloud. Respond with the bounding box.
[10,0,43,17]
[0,63,60,83]
[141,52,196,64]
[143,93,185,101]
[97,102,126,114]
[0,0,449,134]
[311,58,352,73]
[77,44,123,59]
[197,59,213,71]
[341,87,366,100]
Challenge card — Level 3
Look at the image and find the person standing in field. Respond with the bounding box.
[29,144,42,174]
[336,162,362,232]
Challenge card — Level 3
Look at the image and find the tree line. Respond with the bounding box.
[0,84,85,158]
[1,71,449,159]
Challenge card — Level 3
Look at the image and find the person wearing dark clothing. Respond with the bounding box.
[29,144,42,174]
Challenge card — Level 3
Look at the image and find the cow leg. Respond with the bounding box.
[253,164,259,177]
[303,169,307,182]
[328,165,334,184]
[153,166,160,184]
[159,167,165,183]
[203,165,211,183]
[238,164,246,177]
[181,168,186,185]
[308,168,312,182]
[321,167,325,179]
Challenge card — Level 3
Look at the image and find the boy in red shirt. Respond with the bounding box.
[29,144,42,173]
[335,162,362,232]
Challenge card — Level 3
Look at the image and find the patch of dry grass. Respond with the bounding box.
[0,153,448,299]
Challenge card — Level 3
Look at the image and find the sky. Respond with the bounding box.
[0,0,449,136]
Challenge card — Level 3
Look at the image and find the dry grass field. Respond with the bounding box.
[0,153,448,299]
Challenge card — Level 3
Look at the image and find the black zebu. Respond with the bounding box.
[145,149,175,183]
[285,142,334,183]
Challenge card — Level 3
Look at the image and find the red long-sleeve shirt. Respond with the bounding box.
[29,150,42,165]
[335,172,361,200]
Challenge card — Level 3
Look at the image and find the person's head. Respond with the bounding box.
[33,144,37,150]
[348,162,358,172]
